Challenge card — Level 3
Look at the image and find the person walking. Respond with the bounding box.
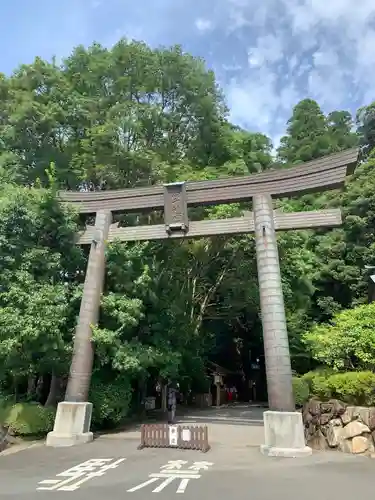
[227,386,232,403]
[167,381,177,423]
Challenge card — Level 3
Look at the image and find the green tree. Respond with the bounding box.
[326,111,358,151]
[0,182,82,402]
[0,41,231,190]
[277,99,332,163]
[356,102,375,158]
[303,302,375,371]
[305,147,375,324]
[277,100,357,165]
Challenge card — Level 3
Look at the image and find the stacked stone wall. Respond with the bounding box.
[303,399,375,456]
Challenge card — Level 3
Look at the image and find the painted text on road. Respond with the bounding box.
[127,460,213,494]
[36,458,126,492]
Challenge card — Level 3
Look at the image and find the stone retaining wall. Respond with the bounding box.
[303,399,375,456]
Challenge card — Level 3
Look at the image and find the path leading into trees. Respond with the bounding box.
[0,404,374,499]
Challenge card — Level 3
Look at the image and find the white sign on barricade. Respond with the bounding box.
[182,429,191,441]
[168,425,178,446]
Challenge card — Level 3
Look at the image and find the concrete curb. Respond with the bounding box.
[0,441,44,457]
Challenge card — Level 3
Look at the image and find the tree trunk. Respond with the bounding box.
[27,376,36,398]
[45,373,60,407]
[36,376,44,402]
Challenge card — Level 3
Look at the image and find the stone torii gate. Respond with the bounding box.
[46,148,358,457]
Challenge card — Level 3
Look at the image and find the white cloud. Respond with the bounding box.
[227,67,302,139]
[227,9,250,31]
[99,0,375,141]
[195,18,213,32]
[247,34,284,67]
[219,0,375,140]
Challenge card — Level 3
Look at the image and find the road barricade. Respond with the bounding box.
[138,423,210,453]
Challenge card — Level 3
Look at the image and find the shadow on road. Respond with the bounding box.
[178,417,263,427]
[96,403,266,448]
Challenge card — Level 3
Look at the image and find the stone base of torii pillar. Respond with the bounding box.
[46,402,93,447]
[260,411,312,457]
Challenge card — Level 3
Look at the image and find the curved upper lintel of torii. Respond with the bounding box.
[59,148,359,215]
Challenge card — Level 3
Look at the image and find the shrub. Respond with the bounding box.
[302,370,333,400]
[90,375,132,429]
[326,371,375,406]
[302,303,375,371]
[0,402,55,436]
[0,395,11,408]
[301,370,375,406]
[292,377,310,406]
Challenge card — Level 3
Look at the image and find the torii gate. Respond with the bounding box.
[46,148,358,457]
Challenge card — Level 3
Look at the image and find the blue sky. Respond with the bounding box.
[1,0,375,145]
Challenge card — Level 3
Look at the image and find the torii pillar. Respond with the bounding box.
[46,210,112,447]
[253,194,311,457]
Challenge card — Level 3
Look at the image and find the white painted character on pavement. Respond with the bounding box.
[189,461,214,471]
[36,458,126,492]
[161,460,188,470]
[127,460,214,494]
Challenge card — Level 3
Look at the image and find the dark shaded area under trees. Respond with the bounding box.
[0,39,375,433]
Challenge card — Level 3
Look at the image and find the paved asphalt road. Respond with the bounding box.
[1,405,375,499]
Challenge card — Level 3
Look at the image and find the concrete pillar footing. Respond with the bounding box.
[46,401,93,448]
[260,410,312,458]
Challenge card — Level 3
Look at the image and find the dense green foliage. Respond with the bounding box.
[294,371,375,407]
[303,302,375,371]
[292,377,310,407]
[0,401,55,436]
[0,38,375,431]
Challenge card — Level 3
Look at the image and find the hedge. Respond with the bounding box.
[0,375,133,436]
[0,401,55,436]
[292,377,310,406]
[89,375,133,429]
[293,370,375,407]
